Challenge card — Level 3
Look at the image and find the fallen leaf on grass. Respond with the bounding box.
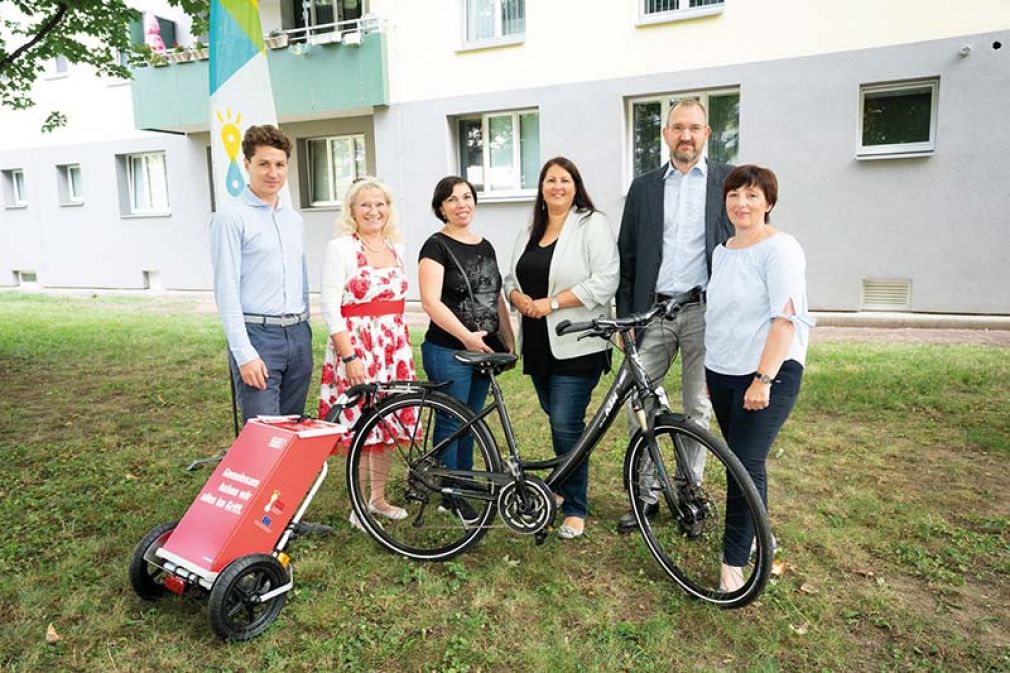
[799,582,819,595]
[876,576,886,586]
[771,559,790,578]
[722,656,735,664]
[789,622,809,635]
[46,623,60,645]
[125,473,140,480]
[850,568,875,578]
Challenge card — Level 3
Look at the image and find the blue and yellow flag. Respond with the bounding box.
[208,0,284,201]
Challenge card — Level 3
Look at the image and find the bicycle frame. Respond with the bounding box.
[407,324,680,502]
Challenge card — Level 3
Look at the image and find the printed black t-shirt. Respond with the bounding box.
[418,232,503,351]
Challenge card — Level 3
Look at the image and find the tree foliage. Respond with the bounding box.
[0,0,208,131]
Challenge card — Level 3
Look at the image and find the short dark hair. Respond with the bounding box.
[723,164,779,223]
[430,176,478,223]
[242,125,292,160]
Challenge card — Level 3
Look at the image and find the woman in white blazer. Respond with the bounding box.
[503,157,619,539]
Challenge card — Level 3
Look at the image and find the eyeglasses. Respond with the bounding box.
[668,124,707,135]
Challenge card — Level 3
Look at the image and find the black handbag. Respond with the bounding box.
[439,238,509,353]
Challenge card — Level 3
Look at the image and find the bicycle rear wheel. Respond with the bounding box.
[346,390,500,561]
[625,416,773,608]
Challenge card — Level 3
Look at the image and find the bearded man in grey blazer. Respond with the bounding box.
[615,99,734,533]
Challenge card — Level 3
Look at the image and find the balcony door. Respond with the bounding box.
[287,0,364,39]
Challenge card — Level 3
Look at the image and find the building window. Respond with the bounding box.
[639,0,724,25]
[3,169,28,207]
[307,134,367,206]
[628,89,739,179]
[463,0,525,47]
[57,164,84,205]
[285,0,366,40]
[858,79,938,158]
[11,169,27,206]
[126,152,170,213]
[457,109,539,196]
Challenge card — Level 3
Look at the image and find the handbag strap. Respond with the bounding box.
[439,234,477,306]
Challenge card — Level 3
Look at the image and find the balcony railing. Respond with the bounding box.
[144,15,385,65]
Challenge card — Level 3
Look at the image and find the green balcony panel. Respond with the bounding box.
[131,33,388,132]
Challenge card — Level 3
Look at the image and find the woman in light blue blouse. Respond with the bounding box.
[704,164,814,592]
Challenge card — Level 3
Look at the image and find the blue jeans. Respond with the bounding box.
[229,321,314,423]
[530,372,602,519]
[421,340,491,471]
[706,360,803,567]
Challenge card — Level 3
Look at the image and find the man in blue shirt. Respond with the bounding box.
[615,100,734,533]
[210,125,313,423]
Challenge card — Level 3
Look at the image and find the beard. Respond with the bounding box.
[672,142,699,163]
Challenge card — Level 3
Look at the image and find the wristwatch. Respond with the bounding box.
[341,353,358,364]
[550,296,560,311]
[754,371,773,385]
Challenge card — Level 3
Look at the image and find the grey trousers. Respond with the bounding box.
[626,302,711,503]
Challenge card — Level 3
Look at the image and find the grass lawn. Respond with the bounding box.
[1,293,1008,672]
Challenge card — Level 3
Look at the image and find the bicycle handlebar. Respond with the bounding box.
[554,285,703,339]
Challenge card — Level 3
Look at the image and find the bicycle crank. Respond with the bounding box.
[497,476,556,535]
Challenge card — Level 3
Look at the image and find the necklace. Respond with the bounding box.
[359,236,387,253]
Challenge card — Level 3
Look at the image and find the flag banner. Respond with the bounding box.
[208,0,287,203]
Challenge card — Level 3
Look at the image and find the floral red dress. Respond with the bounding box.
[318,238,417,451]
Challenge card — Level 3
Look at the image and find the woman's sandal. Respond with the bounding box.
[719,564,745,592]
[368,500,408,521]
[557,517,585,539]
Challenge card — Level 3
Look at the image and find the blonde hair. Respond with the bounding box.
[336,177,403,242]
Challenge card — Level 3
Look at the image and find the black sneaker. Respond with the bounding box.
[291,521,334,538]
[438,495,481,524]
[616,502,659,534]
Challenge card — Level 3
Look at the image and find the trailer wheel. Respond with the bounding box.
[208,554,288,641]
[129,520,179,599]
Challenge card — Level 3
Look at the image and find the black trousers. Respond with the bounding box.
[706,359,803,566]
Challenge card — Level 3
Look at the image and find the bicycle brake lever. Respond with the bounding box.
[576,330,606,341]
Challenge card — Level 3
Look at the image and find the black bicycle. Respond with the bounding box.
[329,294,773,608]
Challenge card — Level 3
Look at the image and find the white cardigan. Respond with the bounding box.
[503,209,619,360]
[320,234,407,336]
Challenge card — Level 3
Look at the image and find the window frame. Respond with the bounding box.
[857,78,939,159]
[455,108,539,199]
[305,133,368,208]
[67,164,84,203]
[625,87,740,186]
[11,169,27,206]
[125,152,170,215]
[460,0,525,50]
[637,0,725,26]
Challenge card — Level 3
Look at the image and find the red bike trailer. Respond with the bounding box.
[129,416,344,641]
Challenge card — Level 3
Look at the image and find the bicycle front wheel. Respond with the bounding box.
[625,416,773,608]
[346,390,500,561]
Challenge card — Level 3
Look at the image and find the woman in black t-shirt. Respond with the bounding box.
[418,176,515,520]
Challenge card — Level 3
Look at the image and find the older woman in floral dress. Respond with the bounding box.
[318,177,417,530]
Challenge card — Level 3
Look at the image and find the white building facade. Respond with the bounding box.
[2,0,1009,312]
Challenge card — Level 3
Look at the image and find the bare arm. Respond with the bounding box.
[527,289,582,318]
[419,258,493,353]
[743,312,796,411]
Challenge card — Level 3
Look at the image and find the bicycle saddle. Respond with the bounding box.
[452,351,518,372]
